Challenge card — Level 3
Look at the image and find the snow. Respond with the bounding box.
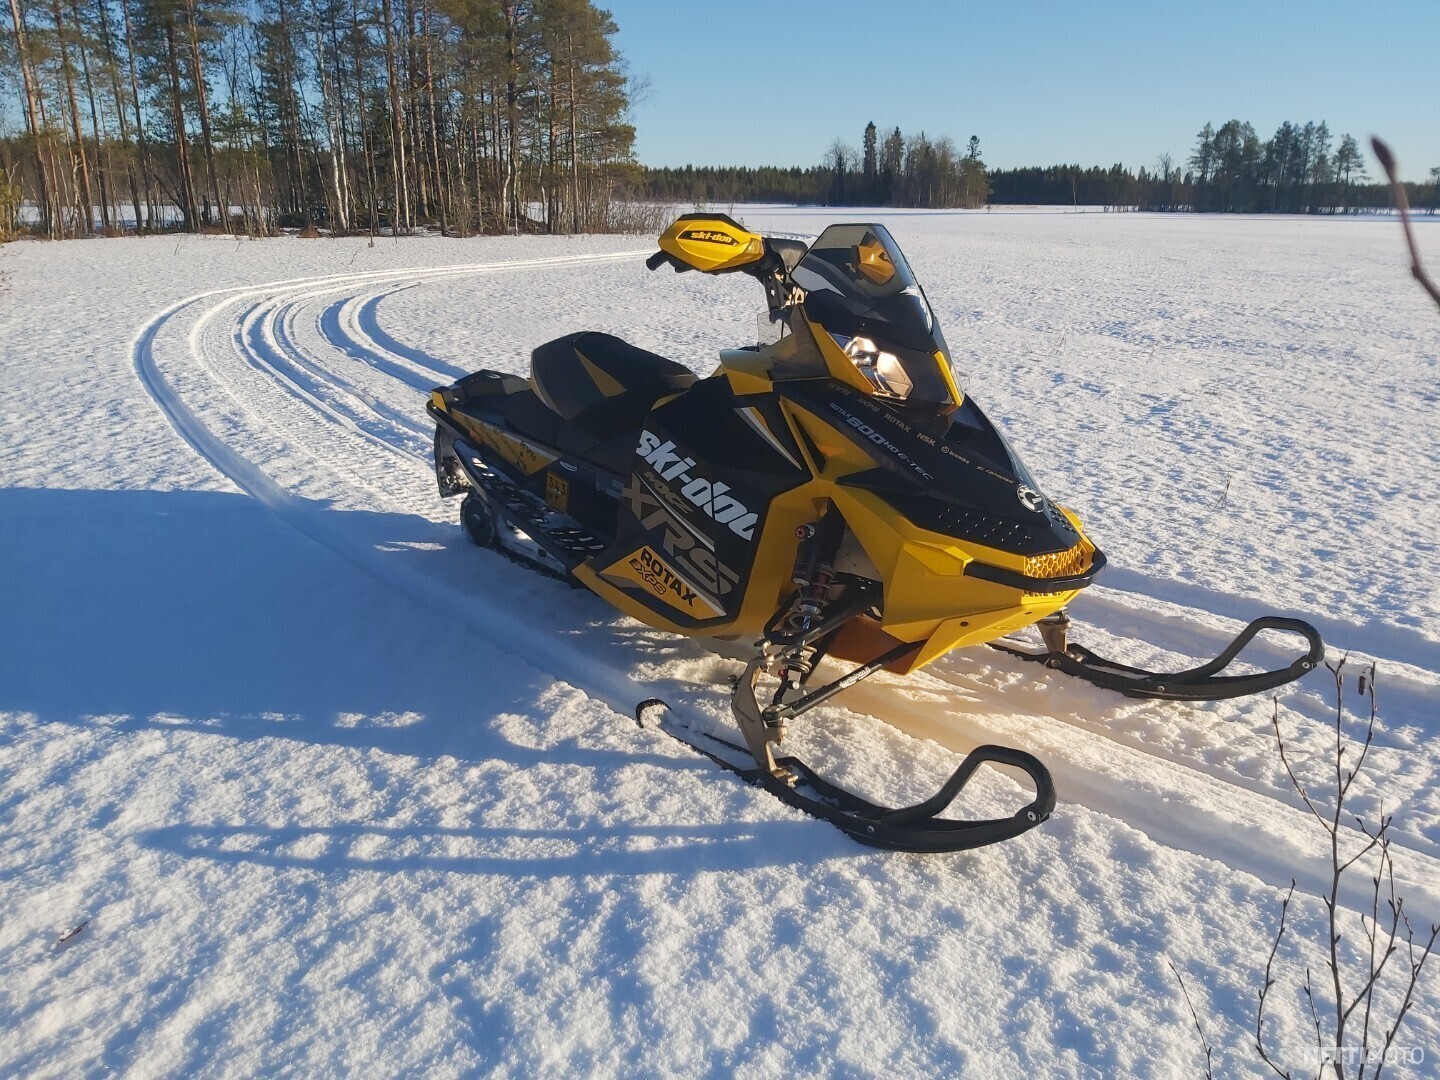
[2,211,1438,1077]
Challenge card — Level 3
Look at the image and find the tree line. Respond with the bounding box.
[641,122,991,211]
[989,119,1438,213]
[640,119,1440,216]
[1,0,648,239]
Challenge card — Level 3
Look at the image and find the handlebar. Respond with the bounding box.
[644,234,803,317]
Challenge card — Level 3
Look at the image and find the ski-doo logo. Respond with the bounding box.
[1016,484,1045,513]
[679,228,738,246]
[636,431,757,540]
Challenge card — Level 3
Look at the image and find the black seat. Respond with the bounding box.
[531,331,696,442]
[479,384,643,478]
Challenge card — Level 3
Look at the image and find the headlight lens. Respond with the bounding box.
[840,335,914,400]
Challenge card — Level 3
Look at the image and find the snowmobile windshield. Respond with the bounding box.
[792,224,957,408]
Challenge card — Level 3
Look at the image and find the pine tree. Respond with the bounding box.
[861,119,876,200]
[880,125,901,204]
[1332,134,1366,212]
[6,0,58,234]
[959,135,986,208]
[1188,122,1216,207]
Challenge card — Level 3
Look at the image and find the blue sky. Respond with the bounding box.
[606,0,1440,180]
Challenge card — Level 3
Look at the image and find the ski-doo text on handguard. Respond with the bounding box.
[428,213,1324,853]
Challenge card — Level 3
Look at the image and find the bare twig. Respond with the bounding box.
[1305,966,1325,1070]
[1371,137,1440,313]
[1324,660,1353,1077]
[1170,959,1216,1080]
[1339,838,1400,1033]
[1358,849,1383,1075]
[1373,904,1439,1080]
[1261,662,1438,1079]
[1256,879,1298,1079]
[1273,696,1328,827]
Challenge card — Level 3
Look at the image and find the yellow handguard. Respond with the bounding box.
[657,213,766,273]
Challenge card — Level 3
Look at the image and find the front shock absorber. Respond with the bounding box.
[773,507,846,699]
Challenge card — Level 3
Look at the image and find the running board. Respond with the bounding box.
[451,438,608,570]
[991,614,1324,701]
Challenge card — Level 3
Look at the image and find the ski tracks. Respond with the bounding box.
[131,250,659,710]
[130,253,1440,916]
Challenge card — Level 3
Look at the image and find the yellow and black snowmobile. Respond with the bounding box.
[428,214,1323,852]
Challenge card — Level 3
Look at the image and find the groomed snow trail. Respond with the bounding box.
[131,248,1440,919]
[133,251,668,734]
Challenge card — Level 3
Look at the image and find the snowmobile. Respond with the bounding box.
[428,214,1323,852]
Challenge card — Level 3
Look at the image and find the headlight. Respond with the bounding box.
[841,335,914,400]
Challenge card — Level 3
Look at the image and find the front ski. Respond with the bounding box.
[991,612,1324,701]
[635,699,1056,854]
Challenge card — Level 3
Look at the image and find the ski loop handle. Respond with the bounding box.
[638,699,1057,853]
[1137,615,1322,685]
[877,744,1057,827]
[773,744,1057,853]
[994,615,1325,701]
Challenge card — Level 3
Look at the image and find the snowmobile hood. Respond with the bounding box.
[780,378,1085,558]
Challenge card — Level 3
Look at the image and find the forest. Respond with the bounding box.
[4,0,1439,245]
[1,0,647,238]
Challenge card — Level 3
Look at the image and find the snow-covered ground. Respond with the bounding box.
[2,210,1437,1077]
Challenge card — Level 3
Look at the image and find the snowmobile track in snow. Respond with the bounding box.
[130,254,1440,913]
